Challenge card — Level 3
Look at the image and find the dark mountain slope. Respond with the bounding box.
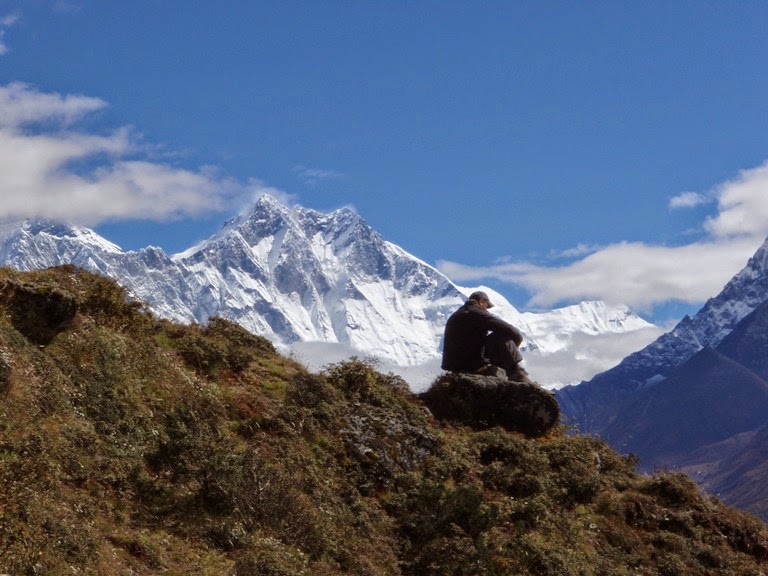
[600,346,768,467]
[1,266,767,575]
[558,236,768,436]
[701,424,768,520]
[576,299,768,521]
[717,298,768,380]
[556,242,768,521]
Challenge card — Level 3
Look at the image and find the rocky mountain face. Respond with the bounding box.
[1,266,767,575]
[611,299,768,521]
[557,236,768,431]
[0,197,462,366]
[0,195,651,377]
[557,238,768,520]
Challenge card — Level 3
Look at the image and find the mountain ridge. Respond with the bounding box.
[0,194,653,387]
[557,236,768,430]
[556,242,768,521]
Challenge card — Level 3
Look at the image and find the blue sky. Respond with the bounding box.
[1,1,768,326]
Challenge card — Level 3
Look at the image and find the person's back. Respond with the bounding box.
[441,300,490,373]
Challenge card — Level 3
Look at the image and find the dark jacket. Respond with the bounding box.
[441,300,523,372]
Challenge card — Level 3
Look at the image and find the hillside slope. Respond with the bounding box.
[1,266,767,575]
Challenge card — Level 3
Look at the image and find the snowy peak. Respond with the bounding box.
[0,195,655,381]
[5,219,122,254]
[0,218,123,272]
[232,195,294,246]
[710,236,768,338]
[523,300,650,337]
[173,195,290,259]
[165,194,461,363]
[175,196,381,271]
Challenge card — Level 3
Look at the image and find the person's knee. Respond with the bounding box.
[485,333,520,364]
[506,363,533,384]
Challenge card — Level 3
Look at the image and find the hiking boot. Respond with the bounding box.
[505,364,534,384]
[474,364,502,377]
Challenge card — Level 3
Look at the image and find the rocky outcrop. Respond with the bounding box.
[419,373,560,437]
[0,279,78,345]
[340,406,439,493]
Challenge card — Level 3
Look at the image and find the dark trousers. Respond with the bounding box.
[484,331,532,383]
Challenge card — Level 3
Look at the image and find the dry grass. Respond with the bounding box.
[1,265,767,575]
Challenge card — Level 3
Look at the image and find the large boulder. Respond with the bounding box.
[0,280,78,345]
[419,372,560,438]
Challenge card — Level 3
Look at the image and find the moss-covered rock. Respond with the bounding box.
[419,372,561,437]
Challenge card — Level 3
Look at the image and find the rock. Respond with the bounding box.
[340,405,439,492]
[0,280,78,345]
[419,372,560,438]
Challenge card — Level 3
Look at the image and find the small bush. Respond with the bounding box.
[640,471,700,507]
[234,535,309,576]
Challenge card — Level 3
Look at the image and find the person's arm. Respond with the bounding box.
[486,314,524,346]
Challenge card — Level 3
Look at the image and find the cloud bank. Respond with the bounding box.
[438,162,768,315]
[0,82,253,226]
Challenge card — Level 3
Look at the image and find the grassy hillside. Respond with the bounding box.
[1,265,767,575]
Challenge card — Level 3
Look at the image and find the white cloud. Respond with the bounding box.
[293,164,346,187]
[0,82,107,126]
[0,13,20,55]
[547,242,601,260]
[704,162,768,239]
[437,160,768,315]
[288,327,668,392]
[669,191,709,209]
[1,13,19,27]
[0,83,251,225]
[523,326,666,389]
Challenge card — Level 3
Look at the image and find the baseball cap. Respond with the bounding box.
[468,290,494,308]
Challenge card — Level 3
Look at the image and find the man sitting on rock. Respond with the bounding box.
[441,291,533,384]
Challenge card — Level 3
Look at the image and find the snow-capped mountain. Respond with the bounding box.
[553,240,768,521]
[169,196,464,365]
[558,235,768,432]
[517,300,652,353]
[0,195,653,382]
